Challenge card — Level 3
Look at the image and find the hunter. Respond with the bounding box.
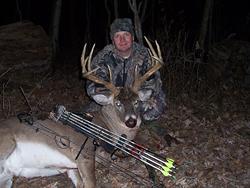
[86,18,166,121]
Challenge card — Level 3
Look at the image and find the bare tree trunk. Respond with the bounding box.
[114,0,119,18]
[140,0,148,23]
[128,0,148,44]
[199,0,213,51]
[208,0,214,48]
[105,0,112,44]
[150,0,156,38]
[68,1,77,46]
[84,0,92,42]
[51,0,62,65]
[15,0,23,22]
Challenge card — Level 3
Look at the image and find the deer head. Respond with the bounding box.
[81,37,163,140]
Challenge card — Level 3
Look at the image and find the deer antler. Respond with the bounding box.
[81,43,120,97]
[132,37,163,93]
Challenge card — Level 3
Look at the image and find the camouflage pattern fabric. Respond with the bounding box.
[86,42,166,121]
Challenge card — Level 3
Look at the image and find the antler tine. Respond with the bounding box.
[88,43,95,72]
[81,43,87,73]
[132,37,163,93]
[155,40,163,61]
[81,43,96,75]
[144,36,157,57]
[144,36,163,65]
[81,43,120,97]
[107,65,113,83]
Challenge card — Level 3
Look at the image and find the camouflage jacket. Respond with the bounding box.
[86,42,166,120]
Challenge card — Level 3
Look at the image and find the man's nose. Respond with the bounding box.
[120,35,126,42]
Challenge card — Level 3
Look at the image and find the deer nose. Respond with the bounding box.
[125,117,137,128]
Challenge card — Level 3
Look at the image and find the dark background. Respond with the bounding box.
[1,0,249,49]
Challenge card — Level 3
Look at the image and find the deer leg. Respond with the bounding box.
[0,174,13,188]
[0,161,13,188]
[0,131,16,188]
[71,141,96,188]
[66,153,96,188]
[75,158,96,188]
[67,169,83,188]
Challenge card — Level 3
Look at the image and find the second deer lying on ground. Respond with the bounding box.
[0,37,163,188]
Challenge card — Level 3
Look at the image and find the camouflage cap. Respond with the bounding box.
[110,18,134,39]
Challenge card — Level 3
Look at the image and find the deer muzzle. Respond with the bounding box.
[125,116,137,128]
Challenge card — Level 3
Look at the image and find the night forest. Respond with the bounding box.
[0,0,250,187]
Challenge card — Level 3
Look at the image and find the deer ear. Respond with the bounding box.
[138,89,152,101]
[93,94,113,105]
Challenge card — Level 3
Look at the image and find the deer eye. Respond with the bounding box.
[115,100,122,107]
[133,100,139,108]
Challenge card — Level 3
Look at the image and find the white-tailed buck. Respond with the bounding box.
[0,37,163,188]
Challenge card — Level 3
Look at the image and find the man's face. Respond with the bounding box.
[113,31,133,55]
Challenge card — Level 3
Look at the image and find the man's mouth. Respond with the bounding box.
[119,43,127,46]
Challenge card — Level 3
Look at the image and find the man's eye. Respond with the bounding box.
[114,34,121,39]
[124,33,130,37]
